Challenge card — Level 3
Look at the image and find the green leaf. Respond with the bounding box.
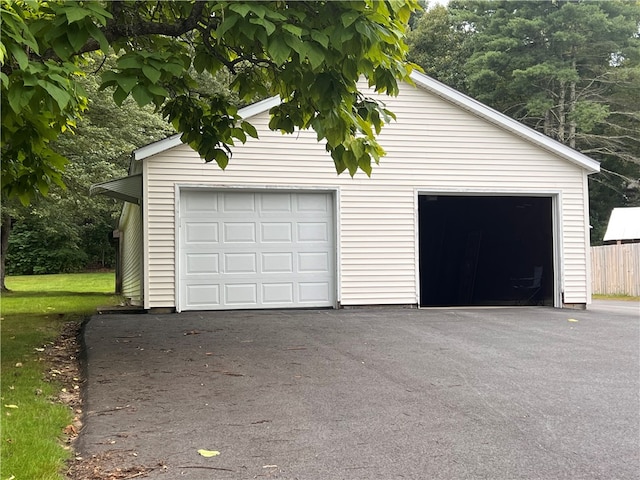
[112,86,128,106]
[259,18,276,36]
[193,51,210,74]
[282,24,304,38]
[214,149,229,169]
[305,44,325,70]
[142,64,161,84]
[8,43,29,70]
[39,80,72,110]
[84,1,113,24]
[147,83,169,97]
[241,121,258,139]
[37,177,50,196]
[341,11,359,27]
[86,23,109,52]
[311,31,329,49]
[117,55,143,70]
[267,36,291,66]
[116,75,139,94]
[162,61,184,77]
[51,37,74,60]
[66,25,89,52]
[64,6,90,24]
[232,128,246,143]
[229,3,251,17]
[251,4,267,19]
[8,84,27,113]
[131,84,153,107]
[216,14,240,38]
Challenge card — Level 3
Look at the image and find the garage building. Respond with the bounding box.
[93,72,600,311]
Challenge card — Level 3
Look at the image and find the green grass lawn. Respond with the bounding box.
[1,273,120,480]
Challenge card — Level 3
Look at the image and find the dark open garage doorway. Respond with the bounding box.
[419,195,555,307]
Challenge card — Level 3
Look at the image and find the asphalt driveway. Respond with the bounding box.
[78,303,639,479]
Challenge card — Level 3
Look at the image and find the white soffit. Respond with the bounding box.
[90,173,142,205]
[603,207,640,242]
[409,71,600,174]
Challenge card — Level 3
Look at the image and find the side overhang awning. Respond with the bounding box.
[90,174,142,205]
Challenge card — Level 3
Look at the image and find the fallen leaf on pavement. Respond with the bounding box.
[198,449,220,458]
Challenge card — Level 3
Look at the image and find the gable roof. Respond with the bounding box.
[603,207,640,242]
[132,71,599,173]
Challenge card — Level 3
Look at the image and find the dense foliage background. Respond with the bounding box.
[4,56,175,275]
[408,0,640,244]
[4,0,639,276]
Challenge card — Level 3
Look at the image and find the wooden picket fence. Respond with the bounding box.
[591,243,640,297]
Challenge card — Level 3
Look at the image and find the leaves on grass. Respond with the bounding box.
[63,424,78,435]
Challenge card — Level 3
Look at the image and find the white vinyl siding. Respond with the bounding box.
[142,81,591,308]
[119,202,143,304]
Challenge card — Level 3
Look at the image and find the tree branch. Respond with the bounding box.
[47,1,207,60]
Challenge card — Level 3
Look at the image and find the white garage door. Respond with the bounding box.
[179,190,335,311]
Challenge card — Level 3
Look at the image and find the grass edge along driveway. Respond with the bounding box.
[1,273,119,480]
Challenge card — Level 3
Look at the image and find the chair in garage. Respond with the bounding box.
[512,266,543,305]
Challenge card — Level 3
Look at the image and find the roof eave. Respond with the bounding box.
[132,96,281,162]
[90,173,142,205]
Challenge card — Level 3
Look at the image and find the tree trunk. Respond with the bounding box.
[1,213,12,292]
[568,56,577,149]
[544,109,551,136]
[557,79,566,143]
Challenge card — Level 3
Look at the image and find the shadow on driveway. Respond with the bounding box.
[77,303,639,479]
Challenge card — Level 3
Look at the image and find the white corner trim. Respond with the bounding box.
[409,71,600,174]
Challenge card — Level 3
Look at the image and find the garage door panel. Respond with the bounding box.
[185,253,219,275]
[186,284,220,306]
[180,190,334,310]
[260,193,292,212]
[298,252,330,273]
[297,194,329,212]
[184,222,218,243]
[225,284,258,304]
[261,223,293,242]
[224,253,257,274]
[262,283,294,303]
[184,191,218,213]
[299,282,331,302]
[262,253,294,273]
[298,222,329,242]
[223,193,255,212]
[223,223,256,243]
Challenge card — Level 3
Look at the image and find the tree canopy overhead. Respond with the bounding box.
[1,0,420,205]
